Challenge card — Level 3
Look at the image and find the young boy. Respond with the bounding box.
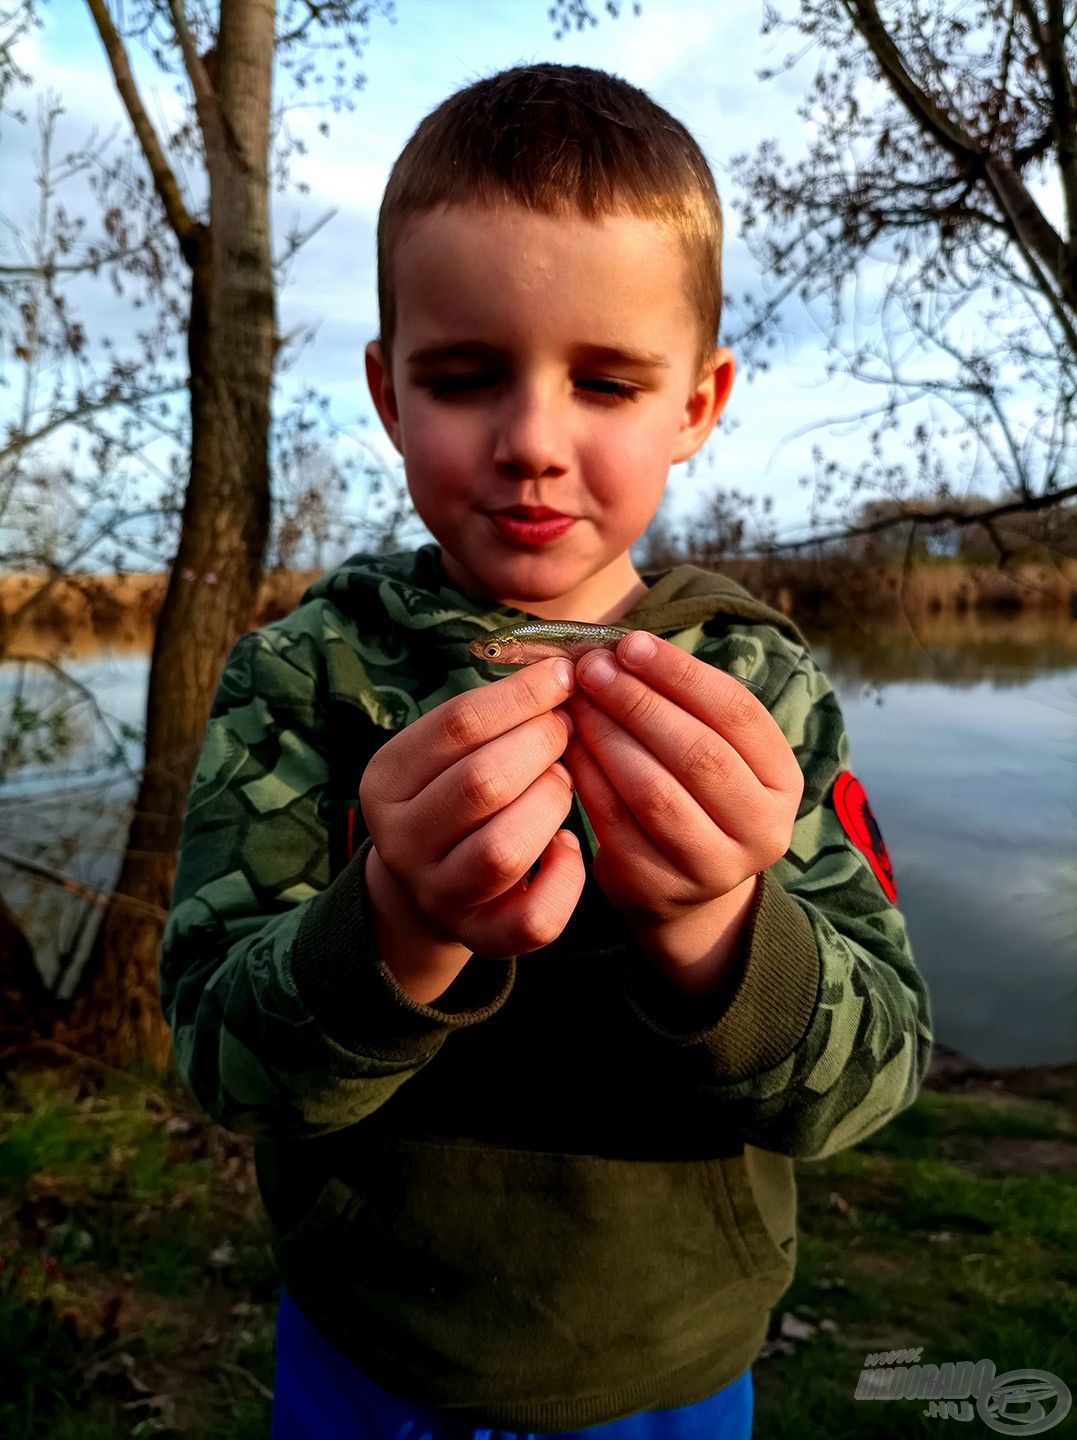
[160,62,932,1439]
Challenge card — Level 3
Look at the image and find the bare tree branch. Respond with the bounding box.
[0,242,150,277]
[84,0,200,263]
[765,483,1077,554]
[0,846,167,920]
[0,383,183,466]
[844,0,1075,311]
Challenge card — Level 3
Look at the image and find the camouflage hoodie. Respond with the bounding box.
[160,542,932,1430]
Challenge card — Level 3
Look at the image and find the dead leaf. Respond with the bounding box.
[780,1311,818,1341]
[759,1337,796,1359]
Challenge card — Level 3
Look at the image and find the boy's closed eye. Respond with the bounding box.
[424,374,642,404]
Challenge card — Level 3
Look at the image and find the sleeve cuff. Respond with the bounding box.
[623,870,821,1081]
[290,836,516,1059]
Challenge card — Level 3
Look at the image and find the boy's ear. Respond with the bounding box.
[671,347,735,465]
[365,340,404,455]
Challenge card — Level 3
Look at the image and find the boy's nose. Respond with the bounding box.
[492,384,571,478]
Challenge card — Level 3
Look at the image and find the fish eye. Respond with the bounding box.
[484,643,500,658]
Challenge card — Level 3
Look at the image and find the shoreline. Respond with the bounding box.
[923,1043,1076,1104]
[1,555,1075,652]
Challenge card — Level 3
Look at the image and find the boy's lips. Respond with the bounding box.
[488,506,572,520]
[487,510,577,545]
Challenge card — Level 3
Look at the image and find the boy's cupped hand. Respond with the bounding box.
[360,657,583,963]
[564,631,804,940]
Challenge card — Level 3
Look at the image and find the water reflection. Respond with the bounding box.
[802,609,1077,687]
[814,648,1077,1069]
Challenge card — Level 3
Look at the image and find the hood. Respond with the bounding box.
[301,542,806,658]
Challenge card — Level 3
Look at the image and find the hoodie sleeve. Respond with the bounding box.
[620,645,933,1161]
[159,623,515,1141]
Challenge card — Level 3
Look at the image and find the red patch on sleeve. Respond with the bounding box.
[833,771,897,903]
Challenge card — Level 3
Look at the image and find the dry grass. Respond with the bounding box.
[719,555,1077,623]
[2,556,1074,656]
[0,571,319,656]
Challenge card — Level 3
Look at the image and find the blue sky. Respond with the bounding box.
[3,0,1051,554]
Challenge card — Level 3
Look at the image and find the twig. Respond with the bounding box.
[0,1032,182,1112]
[217,1360,275,1402]
[0,846,166,920]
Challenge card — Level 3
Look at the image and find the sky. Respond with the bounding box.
[1,0,1058,559]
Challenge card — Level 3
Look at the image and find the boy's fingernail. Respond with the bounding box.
[622,631,656,665]
[554,706,574,738]
[553,659,574,690]
[580,653,616,687]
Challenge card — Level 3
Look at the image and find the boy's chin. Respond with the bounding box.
[441,552,572,605]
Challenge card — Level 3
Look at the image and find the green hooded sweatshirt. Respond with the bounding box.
[160,542,932,1431]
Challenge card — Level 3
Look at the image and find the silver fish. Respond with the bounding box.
[468,620,760,691]
[469,620,633,666]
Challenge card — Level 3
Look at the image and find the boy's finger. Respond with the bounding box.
[582,633,795,791]
[467,828,585,956]
[368,657,574,803]
[436,765,577,912]
[419,712,573,858]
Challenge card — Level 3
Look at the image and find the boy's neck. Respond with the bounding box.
[433,547,653,625]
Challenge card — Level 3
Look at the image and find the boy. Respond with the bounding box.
[160,62,932,1439]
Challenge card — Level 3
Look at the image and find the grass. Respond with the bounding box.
[1,1059,1074,1438]
[0,1064,277,1439]
[753,1078,1077,1437]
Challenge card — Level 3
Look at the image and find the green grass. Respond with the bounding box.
[2,1063,1074,1439]
[753,1084,1077,1437]
[0,1066,277,1439]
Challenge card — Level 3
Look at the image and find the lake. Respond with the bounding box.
[2,616,1075,1070]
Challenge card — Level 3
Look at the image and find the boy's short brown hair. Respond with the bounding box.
[376,63,724,382]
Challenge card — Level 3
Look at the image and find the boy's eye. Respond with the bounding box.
[425,375,640,403]
[579,378,641,403]
[427,374,495,395]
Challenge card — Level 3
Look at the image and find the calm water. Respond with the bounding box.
[812,632,1076,1070]
[2,624,1075,1069]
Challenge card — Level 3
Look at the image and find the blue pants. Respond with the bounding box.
[271,1289,753,1439]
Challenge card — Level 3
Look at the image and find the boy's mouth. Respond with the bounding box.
[488,505,572,520]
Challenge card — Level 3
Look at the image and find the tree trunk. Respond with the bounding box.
[0,893,56,1046]
[55,0,277,1070]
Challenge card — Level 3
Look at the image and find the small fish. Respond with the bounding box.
[468,620,761,690]
[469,620,633,666]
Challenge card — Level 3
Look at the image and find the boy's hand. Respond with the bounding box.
[563,632,804,981]
[360,658,584,984]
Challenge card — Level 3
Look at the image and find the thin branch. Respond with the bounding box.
[843,0,1074,313]
[765,484,1077,554]
[3,506,177,634]
[12,653,139,779]
[0,382,184,466]
[0,1034,183,1107]
[276,0,330,47]
[167,0,216,113]
[0,846,167,920]
[217,1361,274,1402]
[1027,0,1077,252]
[0,242,152,278]
[274,206,338,272]
[84,0,200,264]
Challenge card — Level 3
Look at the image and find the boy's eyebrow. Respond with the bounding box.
[406,341,671,370]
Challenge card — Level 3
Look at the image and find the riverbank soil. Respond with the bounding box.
[0,1045,1074,1438]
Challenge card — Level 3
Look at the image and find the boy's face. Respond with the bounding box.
[365,203,734,622]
